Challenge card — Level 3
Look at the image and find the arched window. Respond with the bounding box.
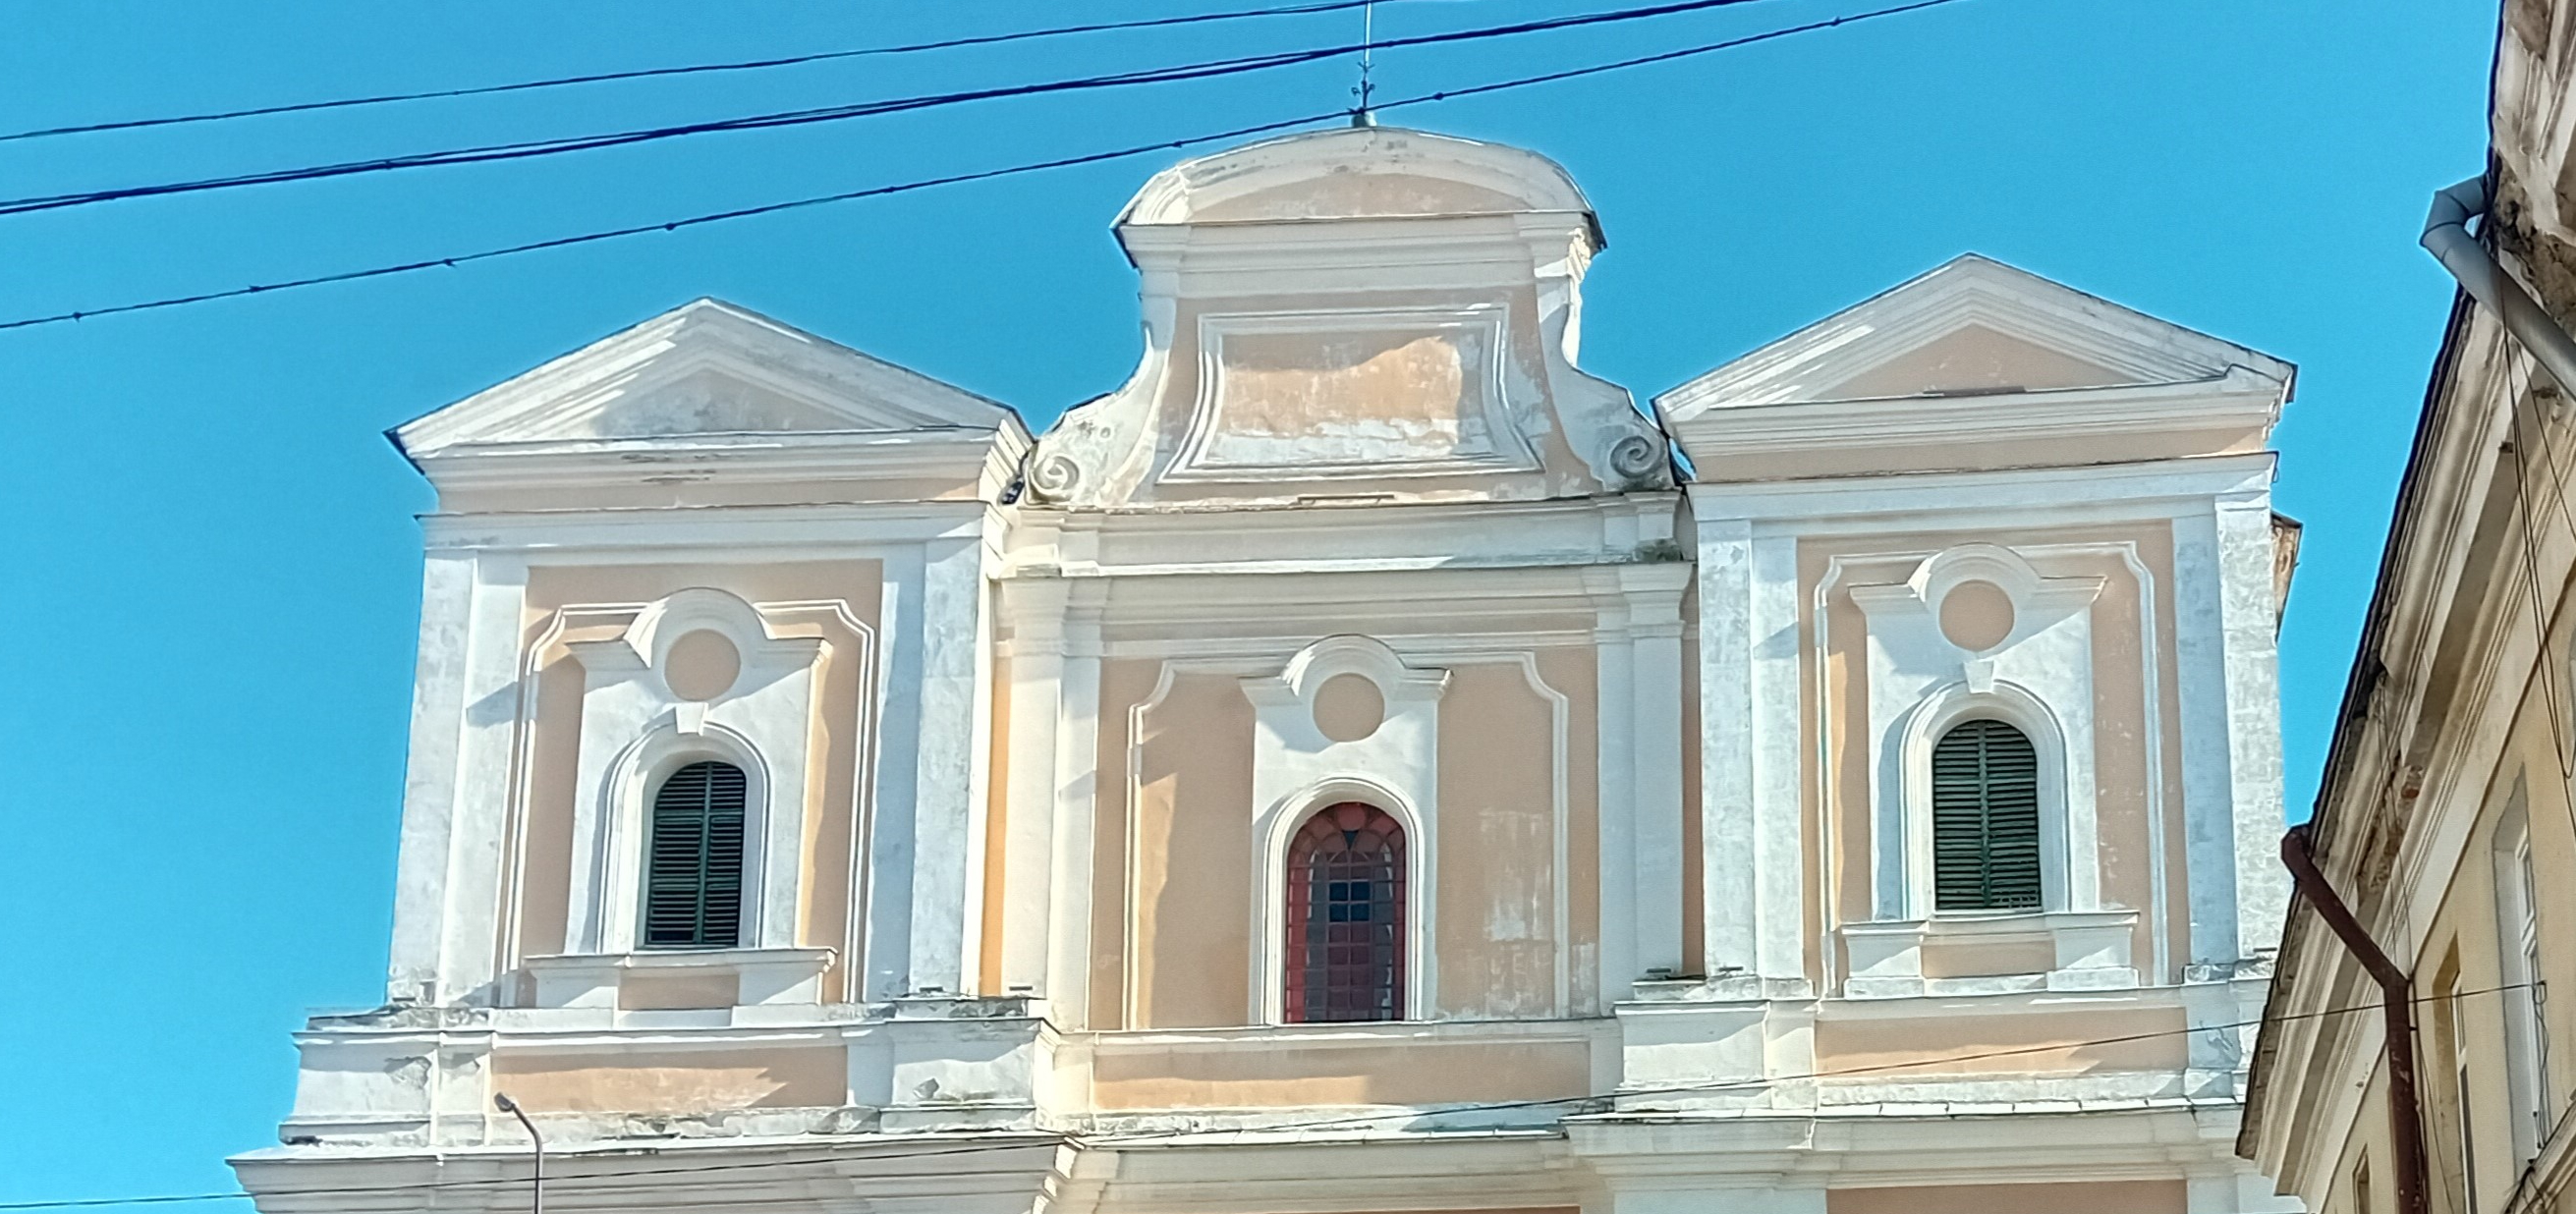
[643,760,747,949]
[1930,719,2043,911]
[1284,802,1406,1022]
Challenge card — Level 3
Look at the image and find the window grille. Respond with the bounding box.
[643,760,747,949]
[1284,801,1406,1022]
[1930,718,2044,911]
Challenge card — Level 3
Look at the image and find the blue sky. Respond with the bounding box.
[0,0,2497,1200]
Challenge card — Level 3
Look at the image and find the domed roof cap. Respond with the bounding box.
[1117,125,1602,246]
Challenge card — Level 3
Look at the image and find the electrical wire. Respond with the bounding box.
[0,0,1793,220]
[0,1,1383,145]
[0,980,2528,1211]
[0,0,1961,334]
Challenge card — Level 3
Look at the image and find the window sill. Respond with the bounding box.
[520,947,836,1010]
[1840,909,2138,999]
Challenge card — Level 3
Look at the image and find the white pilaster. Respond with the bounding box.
[432,555,528,1004]
[2215,494,2291,958]
[1596,576,1642,1003]
[1615,564,1690,981]
[385,552,475,1004]
[907,535,996,996]
[2173,510,2244,966]
[997,578,1070,994]
[1749,531,1809,987]
[867,551,927,1002]
[1696,512,1761,984]
[1044,585,1105,1028]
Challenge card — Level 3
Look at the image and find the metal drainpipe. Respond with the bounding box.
[2423,175,2576,394]
[2282,825,2428,1214]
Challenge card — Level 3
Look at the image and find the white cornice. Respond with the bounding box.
[1657,253,2295,422]
[1661,370,2284,469]
[393,298,1025,462]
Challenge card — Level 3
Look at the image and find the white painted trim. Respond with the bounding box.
[1656,251,2291,418]
[556,589,827,957]
[1166,304,1538,481]
[1251,775,1436,1025]
[1242,636,1453,1023]
[1818,539,2185,997]
[591,720,774,953]
[395,298,1020,456]
[1888,680,2081,917]
[1685,453,2274,522]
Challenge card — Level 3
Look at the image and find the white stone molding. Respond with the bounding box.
[1656,251,2294,419]
[1584,563,1692,995]
[560,587,825,956]
[1840,910,2142,999]
[1164,304,1540,481]
[1847,544,2105,925]
[520,947,837,1010]
[1023,127,1669,509]
[1242,636,1451,1024]
[1886,680,2081,916]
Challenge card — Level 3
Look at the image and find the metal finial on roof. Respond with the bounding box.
[1351,1,1377,127]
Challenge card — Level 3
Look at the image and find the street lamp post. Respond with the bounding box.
[493,1092,543,1214]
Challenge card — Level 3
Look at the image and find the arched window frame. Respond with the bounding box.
[1891,680,2089,921]
[1252,777,1431,1025]
[592,722,775,955]
[559,586,824,959]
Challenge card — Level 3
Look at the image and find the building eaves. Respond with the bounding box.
[2238,286,2476,1162]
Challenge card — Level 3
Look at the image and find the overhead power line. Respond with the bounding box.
[0,978,2527,1212]
[0,1,1384,145]
[0,0,1956,335]
[0,0,1790,220]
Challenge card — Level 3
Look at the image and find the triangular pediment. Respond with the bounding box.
[1656,254,2292,420]
[394,299,1017,458]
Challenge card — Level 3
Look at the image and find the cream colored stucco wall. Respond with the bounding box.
[1828,1181,2186,1214]
[513,561,883,1001]
[1814,1005,2188,1076]
[1804,524,2186,984]
[491,1046,849,1114]
[1087,641,1600,1028]
[1087,1037,1591,1109]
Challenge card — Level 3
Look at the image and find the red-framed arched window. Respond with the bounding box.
[1284,801,1407,1022]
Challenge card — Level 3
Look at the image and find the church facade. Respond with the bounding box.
[236,127,2303,1214]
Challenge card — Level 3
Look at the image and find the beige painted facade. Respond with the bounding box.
[237,127,2299,1214]
[2242,8,2576,1214]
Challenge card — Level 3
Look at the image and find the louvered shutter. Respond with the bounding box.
[1930,720,2043,911]
[643,760,748,949]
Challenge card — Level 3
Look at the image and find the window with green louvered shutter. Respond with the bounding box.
[643,760,748,949]
[1930,719,2044,911]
